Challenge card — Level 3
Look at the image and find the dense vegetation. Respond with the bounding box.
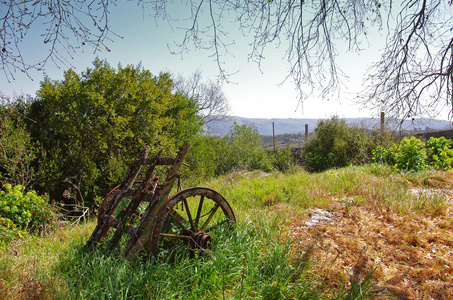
[2,62,453,299]
[0,60,295,245]
[301,117,391,172]
[2,166,453,299]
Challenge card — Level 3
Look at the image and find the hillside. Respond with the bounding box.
[206,116,453,136]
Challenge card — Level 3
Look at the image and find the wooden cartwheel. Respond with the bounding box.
[85,142,236,259]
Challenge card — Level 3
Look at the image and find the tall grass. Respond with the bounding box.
[0,222,95,299]
[55,215,329,299]
[3,164,449,299]
[205,165,450,219]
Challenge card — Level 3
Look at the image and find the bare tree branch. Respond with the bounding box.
[0,0,118,81]
[363,0,453,119]
[174,70,231,127]
[2,0,453,119]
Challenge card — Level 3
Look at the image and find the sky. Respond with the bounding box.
[0,1,447,120]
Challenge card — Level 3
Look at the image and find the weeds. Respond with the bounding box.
[57,216,325,299]
[2,165,452,299]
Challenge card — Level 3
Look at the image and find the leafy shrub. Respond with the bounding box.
[0,184,56,245]
[215,122,274,174]
[185,123,295,179]
[426,136,453,170]
[373,136,432,172]
[269,144,296,172]
[184,135,218,180]
[0,217,27,248]
[304,152,335,173]
[372,144,397,165]
[26,59,202,208]
[394,137,427,171]
[302,117,376,172]
[0,99,42,189]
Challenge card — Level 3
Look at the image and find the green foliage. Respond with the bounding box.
[0,184,56,246]
[0,98,41,189]
[303,117,375,172]
[184,135,218,180]
[372,144,397,165]
[373,137,427,171]
[426,136,453,170]
[304,152,335,173]
[26,58,202,208]
[269,144,295,172]
[394,137,427,171]
[0,217,27,248]
[185,123,295,181]
[372,136,453,172]
[219,122,274,173]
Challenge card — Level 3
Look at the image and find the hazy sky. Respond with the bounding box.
[0,2,436,120]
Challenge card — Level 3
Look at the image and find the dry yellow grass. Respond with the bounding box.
[290,200,453,299]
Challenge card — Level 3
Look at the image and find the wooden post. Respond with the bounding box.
[380,112,385,142]
[272,122,276,153]
[380,112,385,132]
[305,124,309,140]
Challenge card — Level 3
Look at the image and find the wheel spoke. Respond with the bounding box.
[159,233,190,239]
[150,187,236,259]
[194,195,205,228]
[168,211,188,230]
[182,197,195,230]
[201,203,220,231]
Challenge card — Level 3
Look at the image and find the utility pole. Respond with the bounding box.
[272,122,276,153]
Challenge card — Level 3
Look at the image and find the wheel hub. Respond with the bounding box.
[189,230,211,250]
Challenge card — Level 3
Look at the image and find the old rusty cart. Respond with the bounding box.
[86,142,236,259]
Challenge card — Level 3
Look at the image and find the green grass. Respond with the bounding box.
[57,215,329,299]
[3,164,449,299]
[0,221,95,299]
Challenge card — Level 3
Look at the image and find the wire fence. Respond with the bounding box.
[349,113,453,139]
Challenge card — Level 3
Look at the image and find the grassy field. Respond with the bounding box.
[1,165,452,299]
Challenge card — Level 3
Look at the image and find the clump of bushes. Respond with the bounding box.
[302,117,386,172]
[372,136,453,171]
[0,184,56,247]
[186,122,295,180]
[426,136,453,170]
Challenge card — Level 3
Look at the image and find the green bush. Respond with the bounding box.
[394,137,427,171]
[269,144,295,172]
[372,136,441,172]
[184,135,218,180]
[0,184,56,246]
[214,122,274,174]
[426,136,453,170]
[26,59,202,208]
[372,144,397,165]
[0,217,27,248]
[302,117,376,172]
[0,99,42,189]
[304,152,335,173]
[185,123,295,179]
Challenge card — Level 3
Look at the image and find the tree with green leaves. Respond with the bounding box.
[0,97,41,190]
[26,59,201,207]
[303,117,377,172]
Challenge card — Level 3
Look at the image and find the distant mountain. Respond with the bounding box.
[206,116,453,136]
